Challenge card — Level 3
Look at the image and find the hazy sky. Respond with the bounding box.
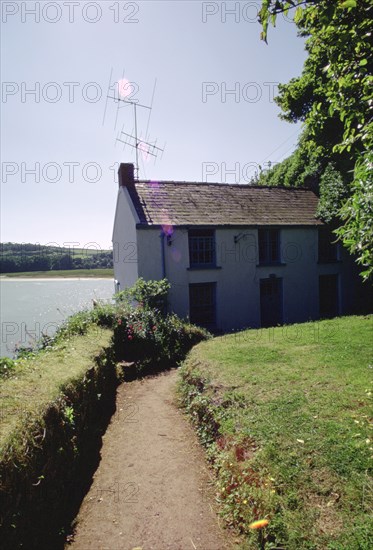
[1,1,307,249]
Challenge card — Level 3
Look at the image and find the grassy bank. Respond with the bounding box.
[0,268,114,278]
[0,326,113,443]
[0,326,115,548]
[179,316,373,549]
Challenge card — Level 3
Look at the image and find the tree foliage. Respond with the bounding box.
[259,0,373,278]
[0,243,113,273]
[335,153,373,280]
[258,130,322,189]
[316,162,349,224]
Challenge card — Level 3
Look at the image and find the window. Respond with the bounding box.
[189,229,215,267]
[258,229,280,264]
[318,228,338,262]
[189,283,216,327]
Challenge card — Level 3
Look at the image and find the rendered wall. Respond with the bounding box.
[112,187,139,291]
[136,225,368,331]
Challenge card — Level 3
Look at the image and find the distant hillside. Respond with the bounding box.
[0,242,113,273]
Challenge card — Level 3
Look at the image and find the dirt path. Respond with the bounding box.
[68,369,235,550]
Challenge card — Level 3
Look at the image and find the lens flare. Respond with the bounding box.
[162,224,174,236]
[117,78,132,98]
[171,248,182,262]
[138,141,150,162]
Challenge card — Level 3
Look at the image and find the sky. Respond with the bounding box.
[1,0,308,249]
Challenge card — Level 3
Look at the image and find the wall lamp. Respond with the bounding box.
[234,232,252,244]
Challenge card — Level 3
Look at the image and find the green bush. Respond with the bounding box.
[112,303,210,371]
[0,357,17,379]
[115,277,170,312]
[89,301,117,328]
[112,278,210,371]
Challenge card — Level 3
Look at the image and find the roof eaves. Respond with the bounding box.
[136,180,317,192]
[136,221,324,229]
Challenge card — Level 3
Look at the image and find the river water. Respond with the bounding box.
[0,278,115,358]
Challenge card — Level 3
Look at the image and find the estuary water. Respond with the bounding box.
[0,278,115,358]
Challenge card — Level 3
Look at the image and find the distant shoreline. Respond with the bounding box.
[0,277,113,282]
[0,269,114,280]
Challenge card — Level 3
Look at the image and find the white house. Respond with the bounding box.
[112,163,369,331]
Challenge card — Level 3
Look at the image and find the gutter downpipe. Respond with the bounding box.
[160,231,166,279]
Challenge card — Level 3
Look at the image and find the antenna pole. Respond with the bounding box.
[134,103,139,179]
[108,87,164,177]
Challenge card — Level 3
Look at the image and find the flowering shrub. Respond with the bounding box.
[111,278,210,371]
[112,303,210,370]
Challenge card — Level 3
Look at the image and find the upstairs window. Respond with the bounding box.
[189,229,215,267]
[318,228,338,262]
[258,229,280,264]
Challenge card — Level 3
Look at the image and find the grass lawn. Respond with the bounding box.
[0,268,114,278]
[179,315,373,549]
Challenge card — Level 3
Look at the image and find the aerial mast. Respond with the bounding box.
[106,77,164,179]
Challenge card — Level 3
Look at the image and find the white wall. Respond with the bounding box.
[112,187,139,291]
[137,229,164,281]
[159,226,323,330]
[135,225,367,331]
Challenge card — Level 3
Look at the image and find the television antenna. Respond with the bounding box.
[107,80,165,179]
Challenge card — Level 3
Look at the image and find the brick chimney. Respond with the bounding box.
[118,163,135,189]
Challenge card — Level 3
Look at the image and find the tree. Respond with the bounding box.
[258,129,322,189]
[336,153,373,280]
[316,162,349,224]
[259,0,373,278]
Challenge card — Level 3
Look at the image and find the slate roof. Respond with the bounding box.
[132,181,323,227]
